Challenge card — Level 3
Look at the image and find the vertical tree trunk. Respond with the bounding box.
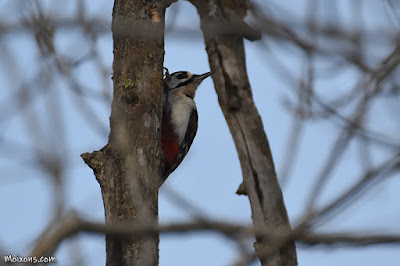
[190,1,298,265]
[81,1,166,265]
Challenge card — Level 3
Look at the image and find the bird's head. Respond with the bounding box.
[164,69,213,93]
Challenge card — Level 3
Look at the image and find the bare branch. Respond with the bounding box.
[189,0,297,265]
[30,212,400,262]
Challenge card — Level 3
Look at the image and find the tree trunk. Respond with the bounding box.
[81,1,166,265]
[190,1,298,265]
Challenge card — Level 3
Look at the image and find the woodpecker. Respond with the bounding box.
[161,69,212,180]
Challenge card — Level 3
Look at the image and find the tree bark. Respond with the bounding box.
[190,1,298,265]
[81,1,166,265]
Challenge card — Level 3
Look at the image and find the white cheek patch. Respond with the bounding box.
[168,77,181,89]
[167,72,193,89]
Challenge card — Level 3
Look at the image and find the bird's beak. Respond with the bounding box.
[193,71,213,82]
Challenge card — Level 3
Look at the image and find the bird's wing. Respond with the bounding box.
[163,109,198,179]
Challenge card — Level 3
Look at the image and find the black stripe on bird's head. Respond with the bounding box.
[165,71,213,90]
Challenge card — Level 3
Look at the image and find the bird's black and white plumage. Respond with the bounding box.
[161,69,212,181]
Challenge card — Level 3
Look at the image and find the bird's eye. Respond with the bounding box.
[177,73,187,79]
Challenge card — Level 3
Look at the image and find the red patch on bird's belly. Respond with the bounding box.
[162,140,179,166]
[161,115,179,166]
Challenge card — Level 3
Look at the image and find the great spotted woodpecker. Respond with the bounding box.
[161,69,212,180]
